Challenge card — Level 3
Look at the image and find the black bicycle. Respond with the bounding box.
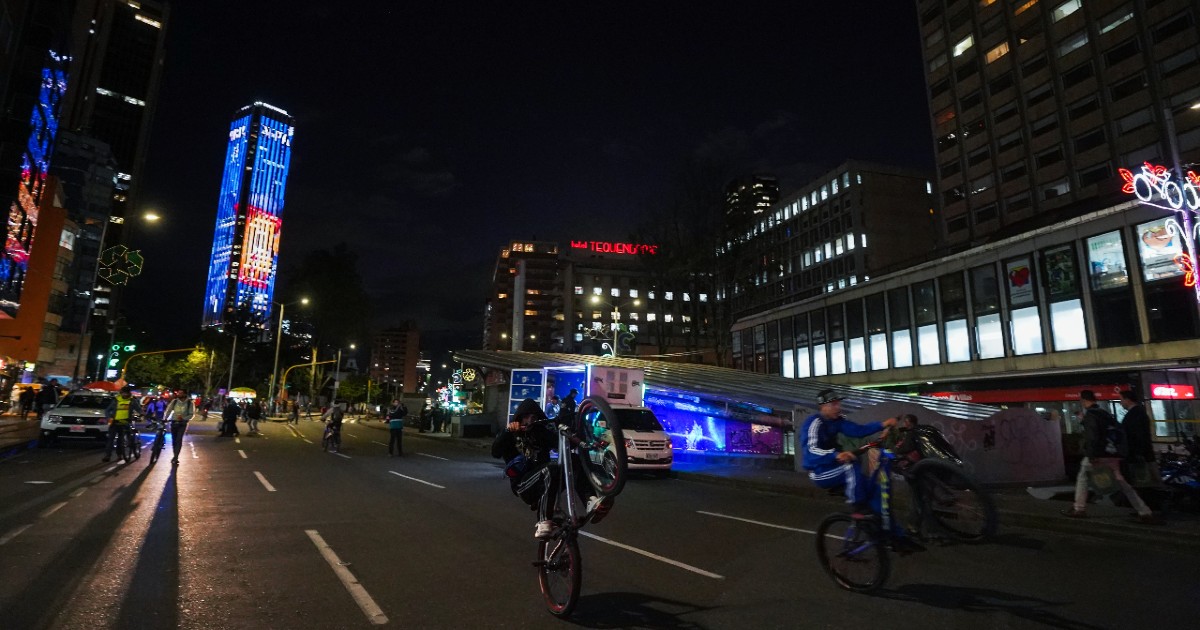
[109,420,141,464]
[322,422,341,453]
[535,396,629,617]
[148,420,166,464]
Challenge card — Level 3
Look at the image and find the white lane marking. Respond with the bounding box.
[24,480,53,484]
[347,433,358,439]
[305,529,389,625]
[417,453,448,461]
[303,438,313,444]
[238,450,248,459]
[696,510,817,535]
[372,440,387,446]
[189,441,198,459]
[0,524,32,546]
[70,487,88,498]
[335,453,351,460]
[387,471,445,489]
[254,471,277,492]
[235,437,241,444]
[39,501,68,519]
[104,465,118,473]
[578,531,725,580]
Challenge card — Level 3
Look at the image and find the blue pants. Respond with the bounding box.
[809,463,869,506]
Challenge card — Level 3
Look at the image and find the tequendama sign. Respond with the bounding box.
[569,240,659,255]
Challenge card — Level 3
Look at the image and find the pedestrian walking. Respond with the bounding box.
[1063,390,1162,524]
[164,390,195,465]
[289,402,300,426]
[221,399,241,437]
[387,399,406,456]
[34,379,59,419]
[18,387,35,419]
[419,404,431,433]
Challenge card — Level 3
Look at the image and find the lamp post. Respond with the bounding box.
[589,295,640,356]
[268,297,308,414]
[331,343,356,406]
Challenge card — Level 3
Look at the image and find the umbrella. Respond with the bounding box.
[230,387,257,398]
[81,381,118,391]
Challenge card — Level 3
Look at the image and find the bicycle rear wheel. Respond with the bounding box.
[150,432,164,464]
[121,432,133,464]
[574,397,627,498]
[537,530,581,616]
[911,458,997,541]
[815,513,889,593]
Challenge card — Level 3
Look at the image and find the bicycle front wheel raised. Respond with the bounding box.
[911,458,997,541]
[537,534,581,617]
[574,397,627,498]
[815,513,889,593]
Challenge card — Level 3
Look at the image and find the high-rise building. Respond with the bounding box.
[918,0,1200,248]
[369,323,421,394]
[718,161,936,327]
[483,240,561,352]
[202,102,295,329]
[724,174,779,229]
[60,0,168,234]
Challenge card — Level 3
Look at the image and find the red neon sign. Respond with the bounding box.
[569,240,659,255]
[1150,384,1195,400]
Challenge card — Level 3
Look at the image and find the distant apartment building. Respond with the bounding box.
[724,174,780,229]
[370,324,420,394]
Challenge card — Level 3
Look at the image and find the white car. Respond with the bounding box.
[581,405,673,473]
[39,391,115,445]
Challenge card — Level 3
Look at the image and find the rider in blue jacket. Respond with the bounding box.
[801,389,895,513]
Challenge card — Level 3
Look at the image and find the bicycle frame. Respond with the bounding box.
[557,425,581,528]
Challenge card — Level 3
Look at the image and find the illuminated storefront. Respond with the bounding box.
[203,102,294,328]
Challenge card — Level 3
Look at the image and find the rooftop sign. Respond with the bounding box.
[569,241,658,255]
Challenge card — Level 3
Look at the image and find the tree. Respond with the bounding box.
[125,354,168,386]
[336,374,369,403]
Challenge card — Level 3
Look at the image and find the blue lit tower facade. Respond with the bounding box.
[202,102,294,329]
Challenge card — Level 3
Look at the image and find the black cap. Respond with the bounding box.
[816,389,844,406]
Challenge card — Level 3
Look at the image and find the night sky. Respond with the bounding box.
[129,1,933,359]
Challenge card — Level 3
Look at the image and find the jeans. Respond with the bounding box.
[1073,456,1151,515]
[105,423,131,458]
[389,428,404,455]
[170,421,187,460]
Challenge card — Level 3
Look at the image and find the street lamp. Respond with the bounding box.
[589,295,640,356]
[268,297,309,413]
[331,343,356,406]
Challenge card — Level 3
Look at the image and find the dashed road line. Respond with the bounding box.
[335,453,351,460]
[303,438,313,444]
[238,450,248,459]
[387,470,445,489]
[189,441,199,459]
[70,487,88,498]
[305,529,388,625]
[417,453,449,461]
[0,524,32,546]
[254,471,277,492]
[235,437,241,444]
[696,510,816,535]
[39,501,68,519]
[104,465,118,473]
[371,440,387,447]
[578,531,725,579]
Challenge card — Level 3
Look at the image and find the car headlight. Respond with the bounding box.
[47,414,63,424]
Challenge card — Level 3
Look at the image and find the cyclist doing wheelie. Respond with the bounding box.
[102,386,142,463]
[492,398,613,540]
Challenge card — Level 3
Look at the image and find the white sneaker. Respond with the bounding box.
[586,495,613,524]
[534,520,554,540]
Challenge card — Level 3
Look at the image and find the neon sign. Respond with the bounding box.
[1119,162,1200,297]
[569,240,659,255]
[1150,384,1195,400]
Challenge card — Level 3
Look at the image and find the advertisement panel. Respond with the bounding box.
[1135,217,1185,282]
[1005,257,1034,305]
[508,369,543,416]
[1086,231,1129,291]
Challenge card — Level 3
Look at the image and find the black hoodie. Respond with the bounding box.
[491,398,556,465]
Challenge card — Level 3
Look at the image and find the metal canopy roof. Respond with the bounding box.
[453,350,998,421]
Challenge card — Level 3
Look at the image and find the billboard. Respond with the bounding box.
[1,51,68,318]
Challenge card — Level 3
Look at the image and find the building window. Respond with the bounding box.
[610,287,620,297]
[648,291,656,299]
[986,42,1010,63]
[976,313,1005,359]
[1086,231,1129,291]
[1078,163,1112,187]
[592,311,601,319]
[629,324,639,333]
[945,320,971,362]
[1042,178,1070,200]
[1057,30,1088,57]
[1027,83,1053,106]
[497,293,508,299]
[664,291,674,301]
[892,329,913,368]
[647,313,656,322]
[796,347,811,379]
[1036,147,1063,168]
[1100,9,1134,35]
[1052,1,1082,23]
[998,130,1022,153]
[664,314,674,323]
[830,341,847,374]
[994,101,1018,122]
[1152,13,1194,45]
[1014,1,1039,16]
[953,35,975,57]
[1062,61,1094,88]
[1049,299,1088,351]
[812,344,828,377]
[699,293,708,302]
[1031,113,1057,137]
[629,288,639,298]
[574,286,583,295]
[1068,95,1099,121]
[629,312,639,321]
[593,287,603,295]
[918,325,941,365]
[524,310,538,316]
[1010,306,1044,355]
[1105,40,1141,68]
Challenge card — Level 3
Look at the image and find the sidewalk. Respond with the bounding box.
[348,422,1200,548]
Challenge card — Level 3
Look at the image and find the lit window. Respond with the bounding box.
[843,172,850,188]
[497,293,508,299]
[524,310,538,316]
[1014,0,1038,16]
[648,291,656,300]
[802,197,809,211]
[593,287,602,295]
[846,234,855,251]
[682,315,692,323]
[976,314,1004,359]
[824,243,833,258]
[574,333,584,342]
[849,338,866,373]
[574,286,583,295]
[1010,306,1044,355]
[1050,299,1088,351]
[830,341,847,374]
[592,322,603,330]
[849,276,858,286]
[1057,31,1087,57]
[835,240,845,256]
[629,289,639,298]
[953,35,974,57]
[683,293,691,302]
[892,329,913,368]
[629,324,639,333]
[665,314,674,323]
[699,293,708,302]
[1100,11,1133,34]
[647,313,657,322]
[1051,0,1081,22]
[629,312,639,321]
[804,252,813,267]
[821,185,829,200]
[665,292,674,300]
[815,248,823,263]
[831,179,840,195]
[813,344,828,377]
[861,234,868,248]
[611,287,620,297]
[945,320,970,362]
[986,42,1010,63]
[593,311,601,319]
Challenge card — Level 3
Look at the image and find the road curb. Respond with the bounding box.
[671,469,1200,550]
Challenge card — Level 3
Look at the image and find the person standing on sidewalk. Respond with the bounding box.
[289,402,300,426]
[387,399,406,456]
[163,390,195,465]
[1063,390,1162,524]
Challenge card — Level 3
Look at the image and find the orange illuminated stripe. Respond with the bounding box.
[1014,0,1038,16]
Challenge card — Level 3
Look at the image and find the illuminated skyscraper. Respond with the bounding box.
[202,102,294,329]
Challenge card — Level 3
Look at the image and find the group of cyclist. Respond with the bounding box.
[102,385,196,465]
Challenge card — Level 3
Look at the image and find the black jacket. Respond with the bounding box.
[1081,405,1116,458]
[1121,404,1155,462]
[491,398,556,467]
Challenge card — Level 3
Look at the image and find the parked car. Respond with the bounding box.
[39,390,115,446]
[581,405,673,473]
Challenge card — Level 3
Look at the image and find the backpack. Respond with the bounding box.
[331,407,344,422]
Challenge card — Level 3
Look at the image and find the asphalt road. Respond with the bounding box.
[1,418,1198,630]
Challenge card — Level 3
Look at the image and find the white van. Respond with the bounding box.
[579,405,672,473]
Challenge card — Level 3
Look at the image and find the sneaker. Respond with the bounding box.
[1061,508,1087,519]
[534,520,554,540]
[586,495,614,524]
